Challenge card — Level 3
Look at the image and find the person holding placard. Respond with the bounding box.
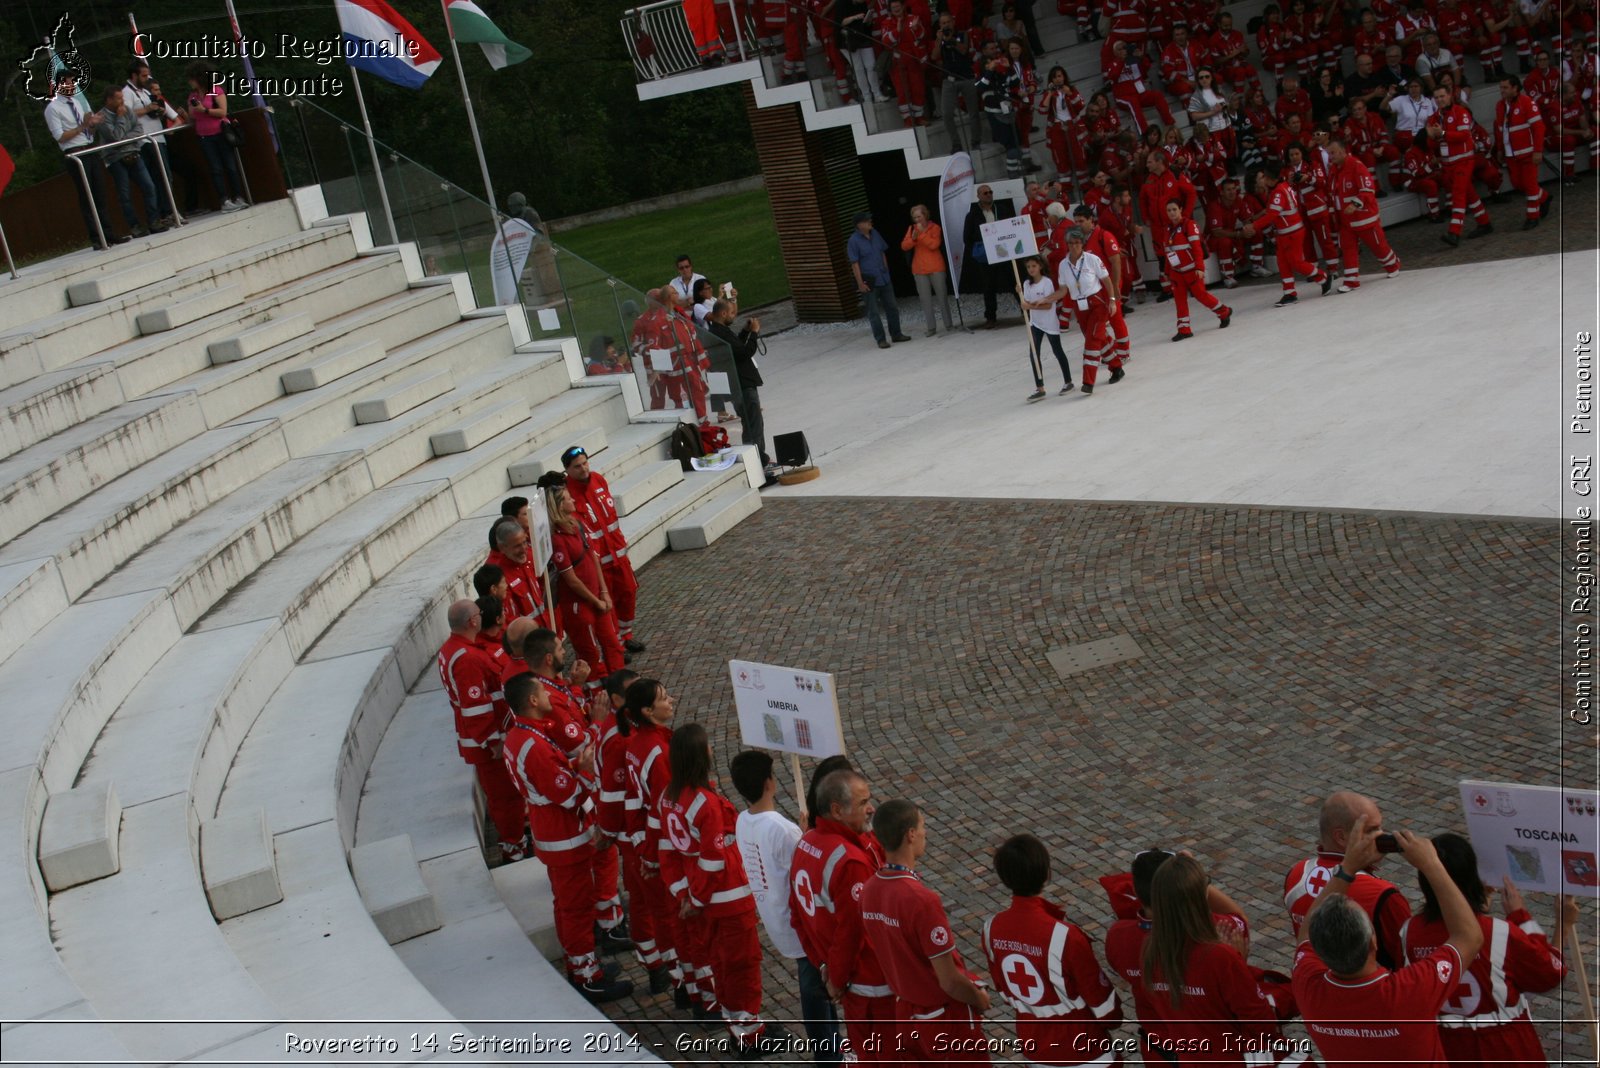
[1398,832,1573,1067]
[1017,255,1075,401]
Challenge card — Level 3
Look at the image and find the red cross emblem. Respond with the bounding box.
[1307,865,1332,896]
[794,869,817,917]
[1001,953,1044,1005]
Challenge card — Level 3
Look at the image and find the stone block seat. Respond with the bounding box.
[0,184,760,1063]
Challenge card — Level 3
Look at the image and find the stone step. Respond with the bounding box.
[0,557,68,670]
[37,781,122,892]
[353,369,454,425]
[206,313,315,365]
[351,834,442,944]
[610,459,685,516]
[0,421,282,606]
[0,361,124,463]
[0,392,203,548]
[618,466,751,568]
[65,258,174,307]
[280,339,386,394]
[85,450,371,631]
[202,807,285,921]
[429,399,529,456]
[508,426,609,487]
[195,479,459,660]
[666,480,763,551]
[47,796,280,1062]
[136,284,244,335]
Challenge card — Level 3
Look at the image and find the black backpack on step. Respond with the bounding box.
[669,422,701,471]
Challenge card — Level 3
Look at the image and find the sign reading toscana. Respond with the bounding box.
[1459,780,1600,896]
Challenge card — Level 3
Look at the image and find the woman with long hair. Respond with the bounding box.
[184,61,247,211]
[1017,254,1075,401]
[1038,65,1091,189]
[620,678,681,999]
[1399,832,1573,1067]
[1308,65,1347,124]
[1141,855,1284,1064]
[536,472,625,681]
[1186,68,1237,162]
[1004,37,1040,151]
[660,724,782,1054]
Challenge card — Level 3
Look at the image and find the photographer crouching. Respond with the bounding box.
[705,300,777,484]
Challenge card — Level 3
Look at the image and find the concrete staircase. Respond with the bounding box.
[0,185,761,1063]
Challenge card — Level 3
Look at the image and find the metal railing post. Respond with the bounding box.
[67,151,108,250]
[0,220,17,279]
[149,134,184,226]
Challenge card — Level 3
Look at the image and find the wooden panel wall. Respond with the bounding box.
[743,84,864,323]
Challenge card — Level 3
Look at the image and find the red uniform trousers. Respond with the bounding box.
[1472,157,1503,195]
[842,991,897,1063]
[1046,123,1089,184]
[707,909,766,1042]
[1439,1018,1551,1067]
[1105,297,1131,361]
[1398,174,1441,214]
[1167,267,1225,334]
[893,1000,989,1063]
[621,842,667,971]
[602,559,638,640]
[542,843,604,982]
[890,55,928,123]
[1442,160,1491,234]
[813,19,853,98]
[1207,235,1260,278]
[781,9,808,77]
[677,908,714,1008]
[1075,294,1118,387]
[593,839,623,929]
[1303,208,1337,266]
[1560,131,1599,177]
[649,371,687,411]
[476,760,528,849]
[1506,156,1547,220]
[1338,220,1400,285]
[560,604,625,688]
[684,0,724,59]
[1113,84,1175,131]
[1272,230,1326,295]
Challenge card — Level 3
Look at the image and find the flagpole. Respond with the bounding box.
[348,69,399,245]
[439,0,523,306]
[221,0,280,151]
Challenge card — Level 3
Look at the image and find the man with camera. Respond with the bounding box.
[1292,815,1483,1066]
[932,13,983,153]
[123,60,184,225]
[1283,791,1413,971]
[705,300,775,479]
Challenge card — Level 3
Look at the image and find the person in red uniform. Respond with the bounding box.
[1557,82,1599,182]
[1138,150,1196,301]
[438,599,528,863]
[1073,205,1133,363]
[1255,3,1296,82]
[790,767,894,1062]
[1323,139,1403,291]
[1342,97,1401,169]
[983,835,1121,1066]
[1495,73,1550,229]
[1139,854,1290,1066]
[859,800,993,1064]
[1469,117,1507,199]
[1284,142,1338,274]
[1426,86,1495,247]
[1159,25,1209,99]
[622,677,682,998]
[1207,11,1258,92]
[1523,48,1562,117]
[1401,834,1573,1067]
[659,723,787,1055]
[501,671,633,1002]
[536,473,625,687]
[1275,72,1314,128]
[1283,791,1412,968]
[561,445,645,655]
[485,517,548,631]
[1203,178,1264,288]
[1050,228,1123,395]
[1293,816,1483,1068]
[1104,38,1175,133]
[1160,201,1232,342]
[1039,67,1091,190]
[882,0,931,126]
[1395,129,1445,220]
[591,670,640,960]
[1244,163,1332,307]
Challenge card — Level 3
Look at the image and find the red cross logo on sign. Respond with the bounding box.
[794,869,817,917]
[1001,953,1045,1005]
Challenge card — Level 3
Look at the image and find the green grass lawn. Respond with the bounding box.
[552,188,790,309]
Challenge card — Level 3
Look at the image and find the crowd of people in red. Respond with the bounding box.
[436,559,1588,1067]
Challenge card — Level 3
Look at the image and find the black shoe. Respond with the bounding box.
[674,984,693,1010]
[1027,388,1047,402]
[1156,290,1172,303]
[876,339,891,349]
[1273,293,1298,307]
[648,967,673,994]
[1122,300,1135,314]
[1108,367,1126,384]
[1522,218,1539,231]
[693,1004,723,1026]
[890,333,912,342]
[596,920,635,954]
[1488,191,1507,204]
[108,234,132,245]
[624,638,646,653]
[1059,383,1075,394]
[1440,232,1460,247]
[622,651,633,665]
[574,975,634,1003]
[1426,213,1444,223]
[1320,275,1333,295]
[1540,195,1552,218]
[1172,330,1193,342]
[741,1024,796,1060]
[1466,223,1493,239]
[601,958,623,980]
[1217,306,1232,328]
[1081,384,1094,395]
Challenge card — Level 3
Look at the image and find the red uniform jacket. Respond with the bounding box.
[624,722,671,856]
[860,867,977,1012]
[1397,143,1442,187]
[1207,28,1251,68]
[593,713,629,837]
[1162,217,1208,273]
[1138,941,1283,1067]
[788,818,889,995]
[1495,92,1546,157]
[1275,88,1314,128]
[1284,851,1412,968]
[1353,25,1392,64]
[1084,225,1126,294]
[567,472,630,566]
[1139,170,1198,234]
[503,717,594,860]
[1435,101,1477,162]
[1159,40,1208,86]
[881,12,929,58]
[550,524,606,622]
[1342,109,1392,157]
[1293,941,1461,1067]
[438,634,504,765]
[1400,911,1566,1034]
[1251,179,1308,236]
[485,548,545,627]
[1329,156,1384,229]
[658,786,756,917]
[984,896,1122,1063]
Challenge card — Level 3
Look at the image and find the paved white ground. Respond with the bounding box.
[758,251,1593,518]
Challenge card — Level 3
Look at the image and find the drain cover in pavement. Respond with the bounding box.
[1046,634,1144,678]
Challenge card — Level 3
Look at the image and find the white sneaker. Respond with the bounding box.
[1223,277,1238,289]
[1336,282,1358,293]
[1385,267,1401,279]
[220,198,244,213]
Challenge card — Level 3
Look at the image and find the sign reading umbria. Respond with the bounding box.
[1459,780,1600,896]
[729,659,844,759]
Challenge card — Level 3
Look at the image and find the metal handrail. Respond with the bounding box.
[66,126,184,249]
[622,0,761,81]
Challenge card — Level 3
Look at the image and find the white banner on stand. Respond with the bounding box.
[939,152,975,298]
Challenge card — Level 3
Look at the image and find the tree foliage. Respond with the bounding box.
[0,0,758,218]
